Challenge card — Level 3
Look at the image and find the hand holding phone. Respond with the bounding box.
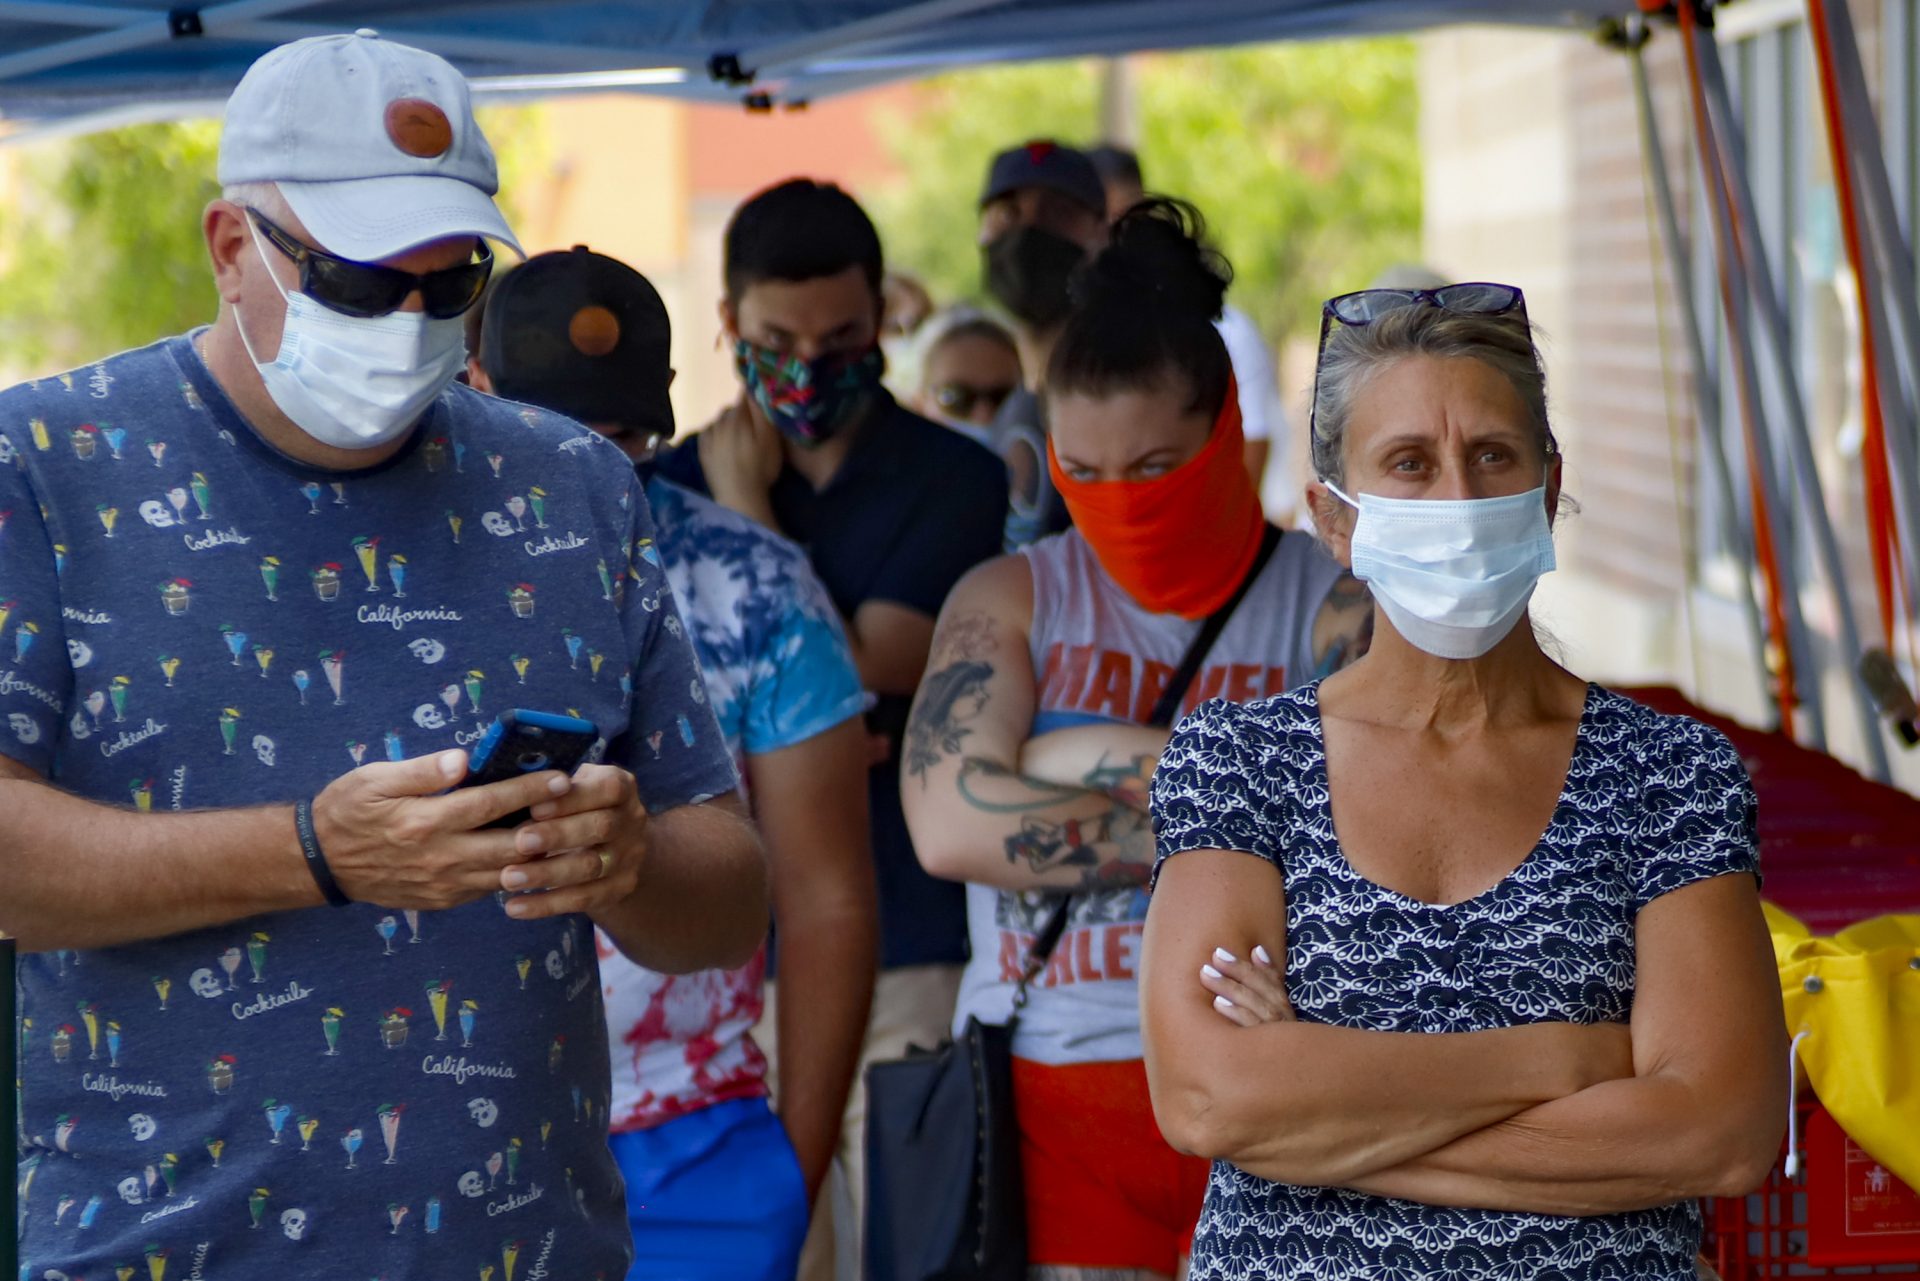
[461,710,601,829]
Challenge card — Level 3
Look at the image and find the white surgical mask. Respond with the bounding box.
[1324,478,1556,660]
[237,223,467,450]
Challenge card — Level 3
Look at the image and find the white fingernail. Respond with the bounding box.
[1213,947,1237,965]
[1253,945,1273,966]
[1201,964,1223,980]
[1213,995,1236,1012]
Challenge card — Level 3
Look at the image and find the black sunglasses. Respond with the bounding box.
[933,381,1017,420]
[247,207,493,320]
[1309,282,1528,440]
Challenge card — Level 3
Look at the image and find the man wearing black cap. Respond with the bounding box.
[469,246,878,1280]
[977,139,1111,548]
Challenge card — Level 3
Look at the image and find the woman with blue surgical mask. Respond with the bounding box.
[1140,285,1787,1280]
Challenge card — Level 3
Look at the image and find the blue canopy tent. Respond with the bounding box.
[0,0,1631,134]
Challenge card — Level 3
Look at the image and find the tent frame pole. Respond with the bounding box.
[0,0,335,84]
[727,0,1014,81]
[1811,0,1920,603]
[1678,3,1831,752]
[1691,8,1892,779]
[1621,19,1774,720]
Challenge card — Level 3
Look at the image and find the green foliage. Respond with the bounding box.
[864,41,1422,343]
[0,107,550,379]
[0,121,223,376]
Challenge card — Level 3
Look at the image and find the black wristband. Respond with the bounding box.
[294,797,351,908]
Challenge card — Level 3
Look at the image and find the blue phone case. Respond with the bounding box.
[464,710,601,828]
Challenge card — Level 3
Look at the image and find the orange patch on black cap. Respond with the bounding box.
[569,305,622,357]
[385,98,453,158]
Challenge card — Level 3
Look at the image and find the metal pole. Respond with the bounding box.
[1627,28,1774,717]
[1813,0,1920,601]
[1679,8,1831,751]
[0,0,337,84]
[1693,16,1893,779]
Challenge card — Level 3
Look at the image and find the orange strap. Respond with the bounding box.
[1678,1,1799,732]
[1807,0,1912,657]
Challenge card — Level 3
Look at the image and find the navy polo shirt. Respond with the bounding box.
[656,394,1009,969]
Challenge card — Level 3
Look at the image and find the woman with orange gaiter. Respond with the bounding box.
[901,200,1373,1279]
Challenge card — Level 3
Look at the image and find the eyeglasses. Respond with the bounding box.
[247,207,494,320]
[932,381,1017,420]
[1310,282,1528,439]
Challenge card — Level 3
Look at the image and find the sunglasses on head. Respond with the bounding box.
[247,207,493,321]
[1309,282,1528,440]
[932,381,1017,419]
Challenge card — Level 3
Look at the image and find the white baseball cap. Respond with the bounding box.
[218,30,524,262]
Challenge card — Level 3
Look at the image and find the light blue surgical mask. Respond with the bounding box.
[1324,478,1556,660]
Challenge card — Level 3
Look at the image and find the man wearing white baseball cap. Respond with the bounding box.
[0,32,766,1281]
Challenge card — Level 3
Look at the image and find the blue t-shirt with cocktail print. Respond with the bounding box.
[1,332,739,1280]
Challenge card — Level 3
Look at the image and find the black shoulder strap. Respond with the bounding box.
[1015,523,1285,1001]
[1149,523,1285,728]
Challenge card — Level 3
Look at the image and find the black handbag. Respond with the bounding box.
[864,526,1283,1281]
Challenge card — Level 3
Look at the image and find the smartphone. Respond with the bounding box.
[461,710,601,829]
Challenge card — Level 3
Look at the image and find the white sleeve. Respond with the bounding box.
[1215,304,1285,450]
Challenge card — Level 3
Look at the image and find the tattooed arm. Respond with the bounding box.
[1312,571,1375,678]
[1017,724,1169,812]
[900,556,1162,893]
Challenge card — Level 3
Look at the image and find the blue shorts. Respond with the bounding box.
[612,1096,811,1281]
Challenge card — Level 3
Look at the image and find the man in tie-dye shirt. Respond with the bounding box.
[0,33,765,1281]
[470,247,877,1281]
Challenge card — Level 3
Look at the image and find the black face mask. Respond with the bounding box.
[982,225,1086,330]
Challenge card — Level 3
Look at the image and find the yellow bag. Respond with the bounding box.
[1768,902,1920,1189]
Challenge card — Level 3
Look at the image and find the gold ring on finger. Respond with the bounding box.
[597,848,614,879]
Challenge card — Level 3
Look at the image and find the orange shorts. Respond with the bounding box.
[1012,1056,1213,1274]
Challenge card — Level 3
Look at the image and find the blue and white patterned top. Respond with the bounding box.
[1150,682,1760,1281]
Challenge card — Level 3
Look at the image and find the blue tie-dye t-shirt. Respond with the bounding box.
[602,478,868,1133]
[1,333,738,1281]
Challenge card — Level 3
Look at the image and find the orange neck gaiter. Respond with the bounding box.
[1048,378,1267,619]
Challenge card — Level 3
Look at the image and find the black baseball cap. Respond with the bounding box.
[979,139,1106,218]
[479,245,675,440]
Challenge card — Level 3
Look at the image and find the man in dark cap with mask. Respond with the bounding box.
[976,139,1111,548]
[468,245,878,1279]
[0,33,763,1281]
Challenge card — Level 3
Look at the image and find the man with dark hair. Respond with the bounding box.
[1087,141,1296,515]
[654,176,1008,1279]
[976,139,1111,548]
[467,245,877,1280]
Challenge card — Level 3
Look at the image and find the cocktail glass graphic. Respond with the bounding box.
[157,1152,178,1196]
[292,670,310,705]
[512,654,530,684]
[321,1007,344,1056]
[221,626,248,667]
[247,932,269,984]
[15,620,39,662]
[388,555,408,598]
[148,439,167,467]
[218,946,242,990]
[487,452,504,478]
[427,981,451,1041]
[486,1150,504,1191]
[145,1243,169,1281]
[259,557,280,601]
[28,417,49,450]
[264,1100,291,1145]
[253,646,273,679]
[79,1002,101,1059]
[596,560,613,601]
[321,650,345,705]
[341,1126,363,1170]
[387,1202,410,1234]
[447,510,463,544]
[464,671,485,715]
[564,630,585,669]
[506,495,527,530]
[98,504,118,538]
[204,1135,225,1167]
[106,1021,122,1067]
[589,651,605,680]
[405,910,422,944]
[159,655,180,688]
[528,487,549,528]
[379,1103,404,1165]
[506,1137,522,1186]
[103,426,127,459]
[110,676,130,721]
[131,778,153,813]
[376,917,399,955]
[300,482,323,516]
[85,690,106,731]
[167,487,190,524]
[298,1116,319,1150]
[515,955,532,990]
[219,709,240,756]
[459,1000,478,1048]
[425,1196,443,1233]
[190,472,212,520]
[384,729,404,761]
[353,536,382,593]
[332,483,348,506]
[249,1187,269,1230]
[152,975,171,1010]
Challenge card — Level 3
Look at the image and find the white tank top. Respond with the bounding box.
[952,526,1344,1064]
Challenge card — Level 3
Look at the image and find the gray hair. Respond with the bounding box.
[221,181,293,225]
[1309,305,1557,487]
